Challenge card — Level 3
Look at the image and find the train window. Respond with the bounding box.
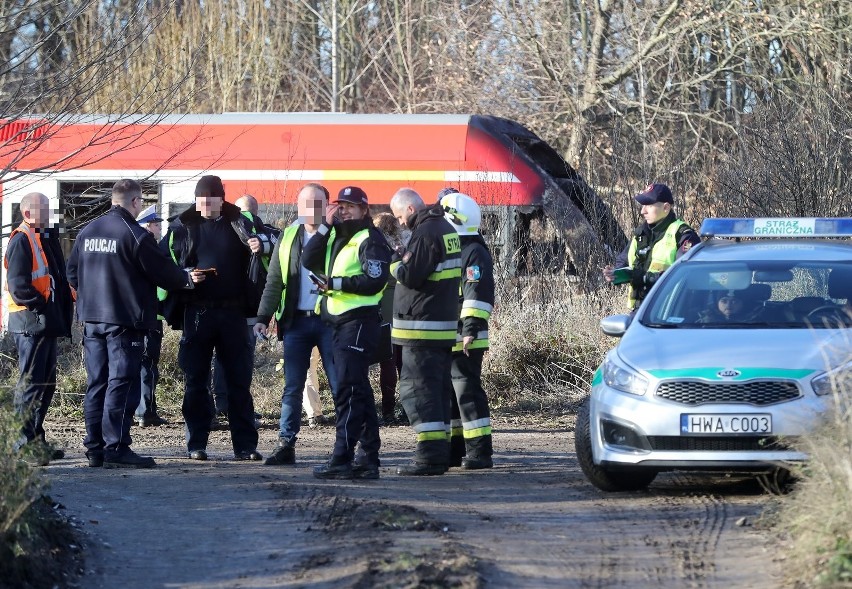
[59,180,160,255]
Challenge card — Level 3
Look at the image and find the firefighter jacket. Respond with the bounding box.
[67,205,190,331]
[454,233,494,353]
[255,222,307,336]
[159,201,264,328]
[4,222,73,337]
[390,205,462,347]
[301,216,391,326]
[626,211,699,308]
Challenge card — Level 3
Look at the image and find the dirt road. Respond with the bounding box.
[43,415,785,588]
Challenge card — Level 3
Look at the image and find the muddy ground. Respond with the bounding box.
[39,414,787,589]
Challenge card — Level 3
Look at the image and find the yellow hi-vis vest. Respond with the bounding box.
[627,219,684,308]
[318,228,383,316]
[274,224,301,320]
[4,223,52,312]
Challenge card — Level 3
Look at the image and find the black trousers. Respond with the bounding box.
[82,323,145,455]
[137,323,163,419]
[330,317,381,464]
[12,333,57,447]
[178,305,258,454]
[399,346,453,465]
[450,349,493,458]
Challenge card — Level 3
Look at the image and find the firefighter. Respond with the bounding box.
[439,191,495,469]
[389,188,462,476]
[602,183,700,311]
[301,186,391,479]
[4,192,73,466]
[67,179,192,468]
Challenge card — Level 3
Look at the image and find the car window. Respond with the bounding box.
[641,261,852,328]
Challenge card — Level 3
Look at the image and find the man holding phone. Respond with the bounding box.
[301,186,392,479]
[160,175,264,462]
[254,183,338,466]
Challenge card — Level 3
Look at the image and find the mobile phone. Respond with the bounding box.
[308,271,327,287]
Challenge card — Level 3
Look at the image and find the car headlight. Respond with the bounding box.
[602,356,649,396]
[811,361,852,397]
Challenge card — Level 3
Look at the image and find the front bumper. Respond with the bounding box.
[589,382,828,469]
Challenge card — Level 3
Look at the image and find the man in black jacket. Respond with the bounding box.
[4,192,73,466]
[67,179,192,468]
[389,188,462,476]
[302,186,391,479]
[160,175,264,462]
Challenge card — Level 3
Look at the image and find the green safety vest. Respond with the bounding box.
[273,224,301,321]
[319,228,383,316]
[627,219,684,308]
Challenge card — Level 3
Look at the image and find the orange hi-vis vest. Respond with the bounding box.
[4,222,53,312]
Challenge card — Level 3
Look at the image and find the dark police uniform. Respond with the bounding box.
[391,205,462,474]
[302,202,391,477]
[67,205,190,464]
[4,221,73,457]
[161,201,263,458]
[449,232,495,469]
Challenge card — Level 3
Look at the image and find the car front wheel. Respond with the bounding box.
[575,398,658,492]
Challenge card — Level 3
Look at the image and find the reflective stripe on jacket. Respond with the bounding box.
[4,223,52,312]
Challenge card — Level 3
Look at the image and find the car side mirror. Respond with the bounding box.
[600,314,631,337]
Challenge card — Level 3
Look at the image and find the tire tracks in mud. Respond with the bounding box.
[42,418,783,588]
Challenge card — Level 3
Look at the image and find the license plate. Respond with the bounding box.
[680,414,772,435]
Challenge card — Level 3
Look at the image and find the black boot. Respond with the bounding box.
[313,457,353,479]
[396,462,447,476]
[462,435,493,470]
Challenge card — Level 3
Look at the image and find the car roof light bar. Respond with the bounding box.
[699,218,852,238]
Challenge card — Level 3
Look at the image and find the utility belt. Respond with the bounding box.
[293,309,319,318]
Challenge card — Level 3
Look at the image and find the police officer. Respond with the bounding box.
[4,192,73,466]
[302,186,391,480]
[134,205,168,427]
[439,191,495,470]
[389,188,462,476]
[603,183,700,310]
[254,183,338,466]
[67,179,192,468]
[160,175,264,462]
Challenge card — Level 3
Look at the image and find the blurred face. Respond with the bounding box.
[391,202,414,228]
[23,195,51,229]
[146,221,162,241]
[640,202,670,225]
[717,295,744,319]
[337,201,367,221]
[197,192,223,219]
[298,188,326,225]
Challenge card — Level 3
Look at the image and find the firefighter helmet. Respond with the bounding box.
[440,192,481,234]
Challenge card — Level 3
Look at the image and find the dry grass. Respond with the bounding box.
[776,360,852,588]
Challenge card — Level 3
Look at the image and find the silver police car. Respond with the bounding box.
[576,218,852,493]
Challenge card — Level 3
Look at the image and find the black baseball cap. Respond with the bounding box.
[335,186,368,205]
[634,183,673,205]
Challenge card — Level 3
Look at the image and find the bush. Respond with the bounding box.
[484,275,620,414]
[776,357,852,588]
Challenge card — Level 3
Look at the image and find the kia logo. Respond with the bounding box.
[717,369,741,378]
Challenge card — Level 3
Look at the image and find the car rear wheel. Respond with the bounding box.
[575,398,658,492]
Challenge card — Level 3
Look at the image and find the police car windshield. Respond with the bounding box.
[640,261,852,329]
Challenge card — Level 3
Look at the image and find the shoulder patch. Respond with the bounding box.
[465,265,481,281]
[366,259,383,278]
